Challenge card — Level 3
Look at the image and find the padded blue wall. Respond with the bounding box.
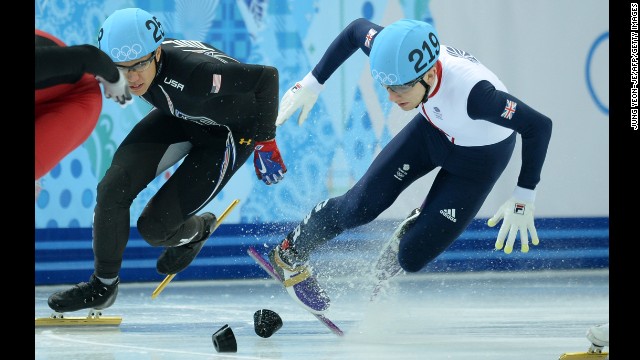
[35,217,608,285]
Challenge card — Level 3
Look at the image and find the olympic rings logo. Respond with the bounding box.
[110,44,144,61]
[371,69,400,85]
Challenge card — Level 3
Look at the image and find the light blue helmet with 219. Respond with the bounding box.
[369,19,440,86]
[98,8,165,63]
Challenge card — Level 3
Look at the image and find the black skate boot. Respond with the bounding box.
[156,212,217,275]
[48,274,119,313]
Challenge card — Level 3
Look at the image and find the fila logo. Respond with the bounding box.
[239,138,252,145]
[291,83,302,93]
[513,203,526,215]
[440,208,457,222]
[164,77,184,91]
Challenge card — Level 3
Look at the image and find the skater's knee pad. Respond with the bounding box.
[97,165,132,209]
[398,240,438,273]
[397,237,427,273]
[398,253,423,273]
[137,214,170,247]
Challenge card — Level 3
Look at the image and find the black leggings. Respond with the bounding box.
[93,109,255,278]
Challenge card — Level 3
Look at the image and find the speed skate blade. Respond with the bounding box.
[35,316,122,327]
[559,351,609,360]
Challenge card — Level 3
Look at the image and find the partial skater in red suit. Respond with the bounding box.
[35,29,131,197]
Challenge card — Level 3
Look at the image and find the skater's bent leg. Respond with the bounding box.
[137,140,241,247]
[136,178,206,247]
[93,140,171,278]
[397,134,514,272]
[398,173,492,273]
[284,198,346,261]
[93,165,138,279]
[289,152,426,259]
[288,190,394,260]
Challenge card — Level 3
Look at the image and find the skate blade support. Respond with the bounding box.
[35,310,122,327]
[559,351,609,360]
[151,199,240,299]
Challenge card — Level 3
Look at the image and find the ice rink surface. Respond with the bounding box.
[35,268,609,360]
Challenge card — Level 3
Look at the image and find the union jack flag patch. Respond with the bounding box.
[501,99,517,120]
[364,28,377,48]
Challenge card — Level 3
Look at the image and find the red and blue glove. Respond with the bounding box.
[254,139,287,185]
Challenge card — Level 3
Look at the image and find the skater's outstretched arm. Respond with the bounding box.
[35,32,131,106]
[276,18,384,126]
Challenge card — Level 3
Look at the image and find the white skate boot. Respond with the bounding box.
[559,322,609,359]
[586,322,609,353]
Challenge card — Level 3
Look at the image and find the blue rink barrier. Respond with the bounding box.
[35,217,608,285]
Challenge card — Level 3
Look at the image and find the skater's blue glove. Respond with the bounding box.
[254,139,287,185]
[487,186,539,254]
[275,71,325,126]
[96,69,132,108]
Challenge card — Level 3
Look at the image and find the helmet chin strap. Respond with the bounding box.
[415,79,431,108]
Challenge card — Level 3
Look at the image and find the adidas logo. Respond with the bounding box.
[440,209,457,222]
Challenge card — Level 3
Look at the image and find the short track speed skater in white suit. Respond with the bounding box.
[265,18,552,314]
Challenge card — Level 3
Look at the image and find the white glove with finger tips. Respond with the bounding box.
[96,68,133,108]
[276,71,325,126]
[488,186,539,254]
